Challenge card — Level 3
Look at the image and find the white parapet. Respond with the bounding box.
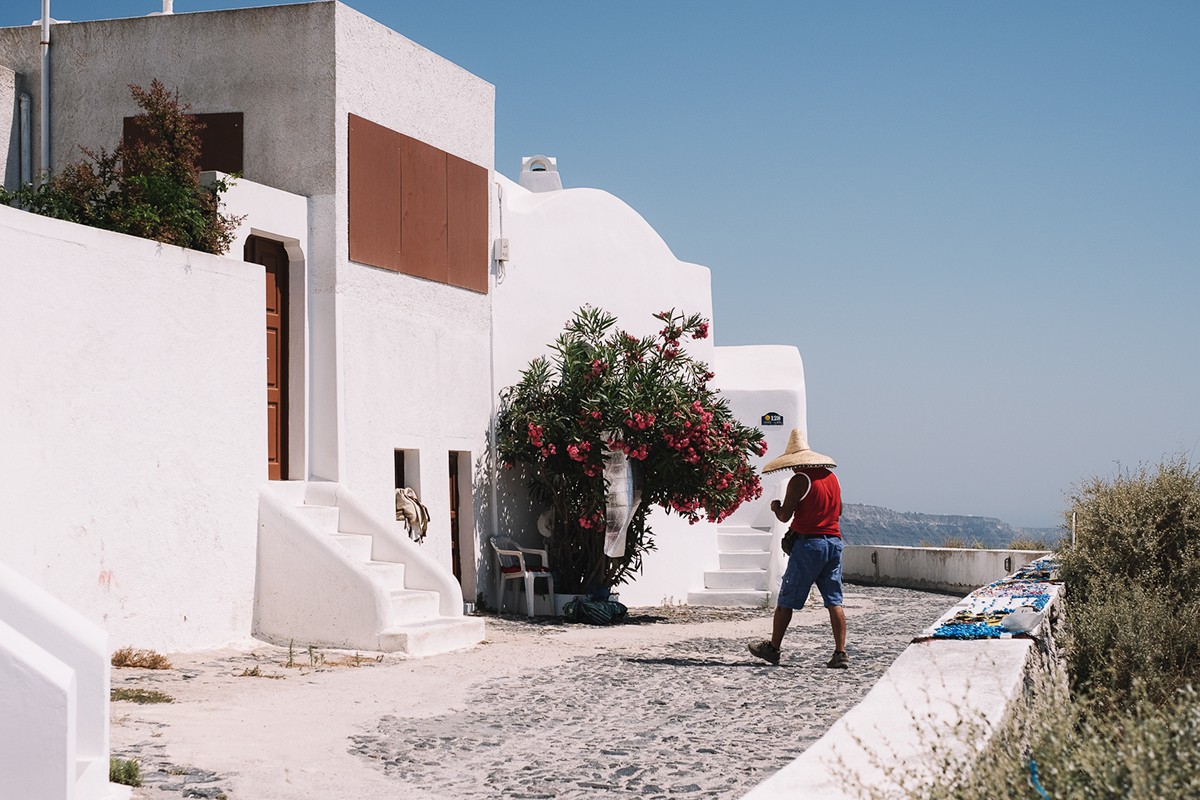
[0,619,77,800]
[0,559,115,799]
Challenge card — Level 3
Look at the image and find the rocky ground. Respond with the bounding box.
[109,584,956,799]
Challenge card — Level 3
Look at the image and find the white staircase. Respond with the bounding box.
[687,524,773,606]
[255,481,484,657]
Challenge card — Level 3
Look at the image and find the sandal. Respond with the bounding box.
[826,650,849,669]
[749,640,781,665]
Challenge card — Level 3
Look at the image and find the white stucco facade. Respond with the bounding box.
[0,1,807,653]
[331,2,495,585]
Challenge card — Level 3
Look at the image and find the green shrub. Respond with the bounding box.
[1060,455,1200,706]
[110,687,174,704]
[109,757,142,787]
[0,80,240,255]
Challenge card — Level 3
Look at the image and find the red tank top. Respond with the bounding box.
[789,467,842,537]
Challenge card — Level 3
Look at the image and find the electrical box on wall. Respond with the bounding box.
[493,237,509,262]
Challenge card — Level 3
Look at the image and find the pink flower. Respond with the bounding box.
[527,422,544,447]
[694,322,709,340]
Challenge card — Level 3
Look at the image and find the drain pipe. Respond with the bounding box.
[19,93,32,184]
[38,0,50,181]
[488,180,504,542]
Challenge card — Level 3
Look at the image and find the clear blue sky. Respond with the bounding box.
[5,1,1198,528]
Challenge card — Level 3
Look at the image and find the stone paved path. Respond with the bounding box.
[110,585,955,799]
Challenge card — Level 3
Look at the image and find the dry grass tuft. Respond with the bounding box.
[111,646,172,670]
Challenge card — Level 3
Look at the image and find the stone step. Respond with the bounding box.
[331,532,373,562]
[720,551,770,570]
[718,531,771,552]
[363,560,407,592]
[388,589,441,623]
[686,589,769,608]
[296,504,340,534]
[704,569,768,591]
[269,480,309,504]
[378,616,486,657]
[304,480,340,507]
[717,524,770,536]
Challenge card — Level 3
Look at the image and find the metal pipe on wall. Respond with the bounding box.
[39,0,50,181]
[19,93,32,184]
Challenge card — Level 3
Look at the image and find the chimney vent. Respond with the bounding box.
[519,155,562,192]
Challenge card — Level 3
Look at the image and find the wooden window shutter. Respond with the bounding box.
[347,113,488,294]
[348,114,402,271]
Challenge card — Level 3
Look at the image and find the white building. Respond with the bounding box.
[0,2,807,662]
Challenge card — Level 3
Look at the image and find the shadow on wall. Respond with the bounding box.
[473,444,545,610]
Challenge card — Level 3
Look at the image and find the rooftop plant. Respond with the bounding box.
[496,306,766,595]
[0,80,240,255]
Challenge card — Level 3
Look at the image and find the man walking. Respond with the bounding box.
[749,429,848,668]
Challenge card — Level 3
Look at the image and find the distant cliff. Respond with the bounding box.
[840,503,1061,549]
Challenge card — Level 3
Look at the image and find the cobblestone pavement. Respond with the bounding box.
[110,584,956,799]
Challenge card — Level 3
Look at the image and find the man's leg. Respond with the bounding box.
[771,605,794,649]
[827,605,846,652]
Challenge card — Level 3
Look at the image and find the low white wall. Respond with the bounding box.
[744,557,1063,799]
[0,560,109,796]
[0,205,265,651]
[844,545,1052,594]
[0,619,76,800]
[744,638,1040,799]
[491,174,720,606]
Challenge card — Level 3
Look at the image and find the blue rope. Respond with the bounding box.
[1028,758,1051,800]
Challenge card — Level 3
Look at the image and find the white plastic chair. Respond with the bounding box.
[490,536,555,617]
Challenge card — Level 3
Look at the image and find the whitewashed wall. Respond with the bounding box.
[332,3,496,597]
[214,172,312,481]
[0,4,500,601]
[0,205,264,651]
[712,345,808,527]
[492,175,719,606]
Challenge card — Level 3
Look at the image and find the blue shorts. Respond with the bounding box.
[778,534,844,609]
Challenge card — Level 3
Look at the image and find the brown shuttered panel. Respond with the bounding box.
[348,114,402,271]
[123,112,244,174]
[398,133,448,284]
[347,113,489,294]
[446,153,489,294]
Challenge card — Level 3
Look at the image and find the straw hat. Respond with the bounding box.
[761,429,836,474]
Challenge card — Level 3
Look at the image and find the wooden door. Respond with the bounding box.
[246,236,289,480]
[449,453,462,583]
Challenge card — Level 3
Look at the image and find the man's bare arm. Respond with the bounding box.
[770,472,812,522]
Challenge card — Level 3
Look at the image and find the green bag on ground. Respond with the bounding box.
[563,598,628,625]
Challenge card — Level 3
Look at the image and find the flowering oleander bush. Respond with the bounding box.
[496,306,766,594]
